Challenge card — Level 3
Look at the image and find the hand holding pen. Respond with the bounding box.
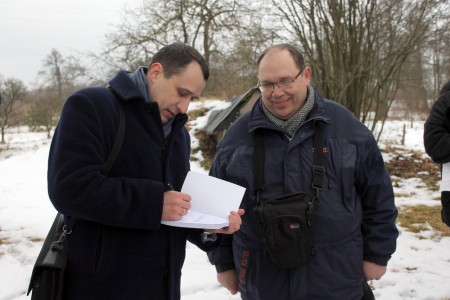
[161,183,192,221]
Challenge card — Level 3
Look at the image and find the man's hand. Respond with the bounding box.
[217,270,239,295]
[161,190,191,221]
[363,261,386,280]
[211,209,245,234]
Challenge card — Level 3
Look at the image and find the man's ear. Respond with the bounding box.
[147,62,163,82]
[303,66,312,85]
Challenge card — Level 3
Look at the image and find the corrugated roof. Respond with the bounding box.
[203,87,260,134]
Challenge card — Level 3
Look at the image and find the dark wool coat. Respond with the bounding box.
[208,90,398,300]
[424,80,450,164]
[424,79,450,227]
[47,71,217,300]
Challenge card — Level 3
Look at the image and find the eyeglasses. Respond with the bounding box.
[257,69,304,93]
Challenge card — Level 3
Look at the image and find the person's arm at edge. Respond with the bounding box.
[358,135,399,280]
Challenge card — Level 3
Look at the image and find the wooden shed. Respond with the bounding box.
[203,87,261,137]
[198,87,261,163]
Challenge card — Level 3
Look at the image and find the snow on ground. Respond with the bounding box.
[0,101,449,300]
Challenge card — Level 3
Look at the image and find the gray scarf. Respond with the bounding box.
[262,85,315,138]
[128,67,151,103]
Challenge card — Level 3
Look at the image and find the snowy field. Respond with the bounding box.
[0,99,449,300]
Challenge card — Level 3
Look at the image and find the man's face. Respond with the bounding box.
[148,61,206,123]
[258,49,311,120]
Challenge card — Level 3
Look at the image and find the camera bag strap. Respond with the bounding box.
[252,120,325,204]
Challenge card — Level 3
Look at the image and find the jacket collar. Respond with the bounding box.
[108,70,147,102]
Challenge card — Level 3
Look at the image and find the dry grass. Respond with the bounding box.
[0,235,11,256]
[186,107,209,131]
[191,131,217,171]
[397,205,450,238]
[383,147,449,236]
[188,107,218,170]
[0,237,10,245]
[28,236,44,243]
[385,151,441,191]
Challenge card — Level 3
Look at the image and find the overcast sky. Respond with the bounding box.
[0,0,140,86]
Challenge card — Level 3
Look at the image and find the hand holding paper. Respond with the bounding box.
[161,171,246,229]
[211,208,245,234]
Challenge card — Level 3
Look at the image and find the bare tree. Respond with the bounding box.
[0,78,27,143]
[102,0,248,67]
[205,3,282,97]
[428,17,450,100]
[39,49,64,102]
[95,0,279,97]
[38,48,88,113]
[26,88,59,139]
[273,0,448,136]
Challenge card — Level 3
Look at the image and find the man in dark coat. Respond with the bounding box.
[47,43,244,300]
[424,79,450,227]
[207,44,398,299]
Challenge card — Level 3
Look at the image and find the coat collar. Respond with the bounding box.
[108,70,146,102]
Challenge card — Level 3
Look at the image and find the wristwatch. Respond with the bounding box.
[201,231,217,243]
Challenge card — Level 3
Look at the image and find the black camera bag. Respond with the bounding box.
[252,121,325,268]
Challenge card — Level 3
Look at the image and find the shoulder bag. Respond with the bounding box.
[252,121,325,268]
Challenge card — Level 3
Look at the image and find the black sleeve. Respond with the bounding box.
[187,229,223,252]
[424,94,450,163]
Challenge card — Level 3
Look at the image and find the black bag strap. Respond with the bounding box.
[104,98,125,175]
[252,121,326,204]
[252,128,265,206]
[62,95,126,232]
[311,121,325,198]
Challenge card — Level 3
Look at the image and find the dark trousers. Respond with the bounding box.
[362,280,375,300]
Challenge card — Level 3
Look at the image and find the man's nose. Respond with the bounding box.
[177,97,190,114]
[272,83,285,96]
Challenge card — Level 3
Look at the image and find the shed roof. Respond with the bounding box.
[203,87,261,135]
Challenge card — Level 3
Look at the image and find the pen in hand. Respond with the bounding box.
[164,183,191,219]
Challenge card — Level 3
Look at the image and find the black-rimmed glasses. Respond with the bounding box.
[257,69,304,93]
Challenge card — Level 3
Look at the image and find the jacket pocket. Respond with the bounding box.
[93,226,113,275]
[309,240,363,299]
[323,137,357,213]
[314,138,360,243]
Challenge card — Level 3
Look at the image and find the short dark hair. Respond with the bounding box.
[150,43,209,81]
[257,44,305,71]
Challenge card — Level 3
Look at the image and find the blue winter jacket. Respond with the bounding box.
[48,71,218,300]
[208,89,398,300]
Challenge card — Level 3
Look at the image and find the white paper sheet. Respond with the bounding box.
[161,171,246,229]
[440,162,450,192]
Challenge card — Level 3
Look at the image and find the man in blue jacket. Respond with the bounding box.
[207,44,398,299]
[47,43,244,300]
